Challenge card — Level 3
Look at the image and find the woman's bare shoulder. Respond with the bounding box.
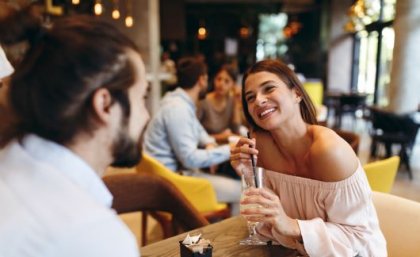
[308,126,359,182]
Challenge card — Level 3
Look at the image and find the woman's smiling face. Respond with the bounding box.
[244,71,300,130]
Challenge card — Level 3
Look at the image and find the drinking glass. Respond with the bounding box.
[239,167,267,245]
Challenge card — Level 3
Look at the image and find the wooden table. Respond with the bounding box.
[141,216,299,257]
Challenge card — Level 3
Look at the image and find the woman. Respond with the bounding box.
[198,64,242,144]
[230,60,386,256]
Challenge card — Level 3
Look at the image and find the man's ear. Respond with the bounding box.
[91,88,113,124]
[198,74,207,86]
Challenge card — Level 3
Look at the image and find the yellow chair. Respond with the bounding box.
[373,191,420,257]
[136,153,230,244]
[363,156,400,193]
[303,80,323,107]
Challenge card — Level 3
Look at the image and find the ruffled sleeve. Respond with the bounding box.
[297,174,386,256]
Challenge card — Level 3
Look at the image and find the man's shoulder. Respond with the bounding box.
[0,170,136,257]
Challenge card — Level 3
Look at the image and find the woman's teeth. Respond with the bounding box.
[259,108,275,118]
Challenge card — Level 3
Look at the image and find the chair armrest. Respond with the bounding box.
[137,154,227,213]
[168,175,227,213]
[373,191,420,256]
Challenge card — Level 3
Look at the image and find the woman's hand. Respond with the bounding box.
[240,187,301,239]
[230,137,258,176]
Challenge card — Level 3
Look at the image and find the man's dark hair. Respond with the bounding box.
[176,57,207,89]
[1,14,140,145]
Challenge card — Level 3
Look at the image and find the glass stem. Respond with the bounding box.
[248,222,257,236]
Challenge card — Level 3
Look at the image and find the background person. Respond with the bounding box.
[0,11,149,257]
[230,59,386,256]
[144,57,241,215]
[198,64,244,179]
[198,64,242,144]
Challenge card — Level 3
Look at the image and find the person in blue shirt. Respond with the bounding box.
[144,57,241,215]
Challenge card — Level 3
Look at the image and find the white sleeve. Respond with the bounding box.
[52,214,139,257]
[295,189,386,257]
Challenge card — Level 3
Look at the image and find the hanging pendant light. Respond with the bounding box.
[94,0,103,16]
[112,0,120,19]
[125,0,134,28]
[197,20,207,40]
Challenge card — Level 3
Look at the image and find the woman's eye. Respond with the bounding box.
[246,95,255,102]
[264,85,275,92]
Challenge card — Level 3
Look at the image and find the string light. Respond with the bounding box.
[112,9,120,19]
[197,27,207,40]
[112,0,120,19]
[125,0,134,28]
[125,16,133,27]
[197,20,207,40]
[94,0,103,16]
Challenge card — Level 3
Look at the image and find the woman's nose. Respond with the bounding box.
[255,94,267,106]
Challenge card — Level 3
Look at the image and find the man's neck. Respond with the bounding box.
[66,133,112,177]
[182,85,200,105]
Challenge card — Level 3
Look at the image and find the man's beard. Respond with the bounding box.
[110,123,144,168]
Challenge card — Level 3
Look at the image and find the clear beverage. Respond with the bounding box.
[240,193,263,221]
[239,167,267,245]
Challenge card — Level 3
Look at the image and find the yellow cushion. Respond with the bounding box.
[373,191,420,257]
[303,80,323,107]
[363,156,400,193]
[137,153,227,213]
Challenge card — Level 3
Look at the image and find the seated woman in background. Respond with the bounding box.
[230,59,386,256]
[198,64,242,144]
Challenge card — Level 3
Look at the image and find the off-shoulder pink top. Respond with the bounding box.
[258,162,387,257]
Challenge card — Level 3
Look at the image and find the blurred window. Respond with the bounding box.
[256,13,288,61]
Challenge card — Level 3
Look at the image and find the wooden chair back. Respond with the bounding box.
[103,173,208,245]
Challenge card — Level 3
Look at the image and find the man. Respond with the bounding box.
[143,57,241,214]
[0,15,149,257]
